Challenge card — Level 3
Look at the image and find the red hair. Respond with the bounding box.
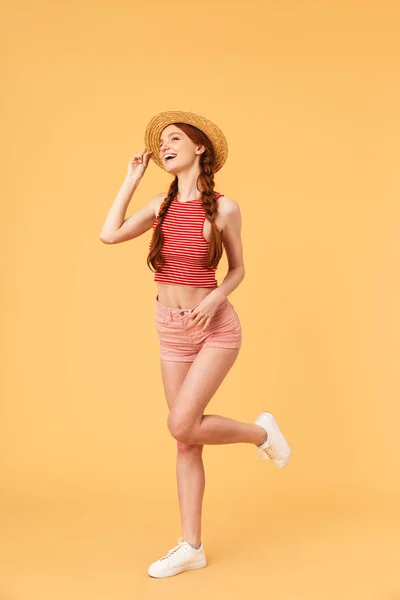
[147,122,223,273]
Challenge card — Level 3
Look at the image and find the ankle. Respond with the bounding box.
[257,427,268,447]
[185,538,201,549]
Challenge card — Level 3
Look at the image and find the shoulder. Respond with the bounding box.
[153,192,170,218]
[152,191,169,205]
[216,194,241,217]
[216,194,241,234]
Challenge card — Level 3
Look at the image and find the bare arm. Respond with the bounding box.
[100,174,158,244]
[100,148,160,244]
[207,196,245,302]
[99,175,139,243]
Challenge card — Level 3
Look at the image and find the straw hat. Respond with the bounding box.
[144,110,228,173]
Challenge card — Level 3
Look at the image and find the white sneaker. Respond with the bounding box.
[148,537,207,578]
[254,411,291,468]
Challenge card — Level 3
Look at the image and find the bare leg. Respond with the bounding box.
[167,346,268,447]
[176,442,204,547]
[159,347,267,549]
[187,413,267,445]
[160,360,205,548]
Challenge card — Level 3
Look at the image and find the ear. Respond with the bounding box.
[196,144,206,156]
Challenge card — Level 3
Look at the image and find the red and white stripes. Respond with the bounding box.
[149,193,223,288]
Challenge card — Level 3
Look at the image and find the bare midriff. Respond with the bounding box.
[156,282,219,309]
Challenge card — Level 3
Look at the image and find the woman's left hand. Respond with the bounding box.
[189,289,226,331]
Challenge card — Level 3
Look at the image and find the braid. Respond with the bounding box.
[197,151,223,269]
[146,122,224,273]
[147,178,178,273]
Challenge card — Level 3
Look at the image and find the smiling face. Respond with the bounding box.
[159,124,205,174]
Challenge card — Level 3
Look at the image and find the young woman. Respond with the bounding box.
[100,110,291,578]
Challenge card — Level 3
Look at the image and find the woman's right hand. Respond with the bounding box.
[127,147,153,179]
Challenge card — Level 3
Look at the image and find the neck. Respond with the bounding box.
[176,169,203,203]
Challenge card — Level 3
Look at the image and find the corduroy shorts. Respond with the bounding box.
[155,293,242,362]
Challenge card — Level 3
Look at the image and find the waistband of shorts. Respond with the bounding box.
[155,292,229,317]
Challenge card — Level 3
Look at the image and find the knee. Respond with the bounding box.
[167,413,196,444]
[176,440,204,453]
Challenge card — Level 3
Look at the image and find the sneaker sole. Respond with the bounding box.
[148,558,207,578]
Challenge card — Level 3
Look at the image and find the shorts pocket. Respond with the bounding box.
[155,311,169,326]
[183,316,206,344]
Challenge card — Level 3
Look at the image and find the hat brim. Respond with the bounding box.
[144,110,228,173]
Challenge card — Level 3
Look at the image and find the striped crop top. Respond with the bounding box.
[149,192,224,288]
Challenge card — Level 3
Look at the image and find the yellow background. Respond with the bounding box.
[2,0,399,598]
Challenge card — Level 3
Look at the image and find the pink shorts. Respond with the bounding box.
[155,293,242,362]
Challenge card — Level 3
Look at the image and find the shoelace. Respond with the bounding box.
[256,442,284,461]
[159,537,187,562]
